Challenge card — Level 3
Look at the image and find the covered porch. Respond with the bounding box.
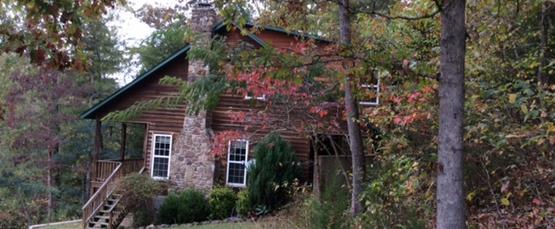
[89,120,147,194]
[82,119,148,228]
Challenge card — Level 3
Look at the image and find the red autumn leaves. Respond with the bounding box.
[391,85,435,126]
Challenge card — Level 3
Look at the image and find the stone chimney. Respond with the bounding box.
[170,1,218,192]
[188,1,218,82]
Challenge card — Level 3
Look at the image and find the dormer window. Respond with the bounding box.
[359,74,380,106]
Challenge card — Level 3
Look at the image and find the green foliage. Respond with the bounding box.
[0,0,120,69]
[235,189,252,217]
[0,53,100,226]
[162,74,229,115]
[360,155,428,228]
[208,187,237,219]
[117,174,164,203]
[158,193,180,224]
[117,174,164,227]
[135,23,192,72]
[158,189,210,224]
[81,17,125,80]
[102,95,182,122]
[247,132,301,212]
[295,174,350,229]
[103,74,228,122]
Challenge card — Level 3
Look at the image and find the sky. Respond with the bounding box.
[107,0,181,86]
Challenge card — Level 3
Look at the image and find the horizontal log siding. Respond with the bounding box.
[211,94,312,185]
[212,31,332,185]
[94,59,188,173]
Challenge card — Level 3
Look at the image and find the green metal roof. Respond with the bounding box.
[81,22,330,119]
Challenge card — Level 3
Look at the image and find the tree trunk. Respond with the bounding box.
[537,1,550,86]
[83,161,91,202]
[437,0,467,228]
[47,149,52,223]
[46,144,58,223]
[338,0,365,216]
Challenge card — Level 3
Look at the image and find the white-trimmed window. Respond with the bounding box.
[226,140,249,187]
[359,76,380,106]
[244,94,266,101]
[151,134,172,180]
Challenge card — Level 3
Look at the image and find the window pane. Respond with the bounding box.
[154,136,171,156]
[153,157,169,178]
[229,140,246,161]
[227,162,245,184]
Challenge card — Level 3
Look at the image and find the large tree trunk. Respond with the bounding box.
[338,0,365,216]
[47,149,52,223]
[537,1,550,86]
[437,0,466,228]
[46,144,58,223]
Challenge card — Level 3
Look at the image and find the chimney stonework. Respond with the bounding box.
[170,2,218,192]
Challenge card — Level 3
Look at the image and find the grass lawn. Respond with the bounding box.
[171,222,258,229]
[34,219,292,229]
[171,218,294,229]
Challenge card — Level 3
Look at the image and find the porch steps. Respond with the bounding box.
[86,193,123,229]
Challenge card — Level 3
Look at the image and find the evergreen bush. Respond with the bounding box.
[236,189,252,217]
[247,132,300,212]
[158,189,210,224]
[208,187,237,219]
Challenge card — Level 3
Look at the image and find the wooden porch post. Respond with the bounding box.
[120,123,127,161]
[94,119,103,161]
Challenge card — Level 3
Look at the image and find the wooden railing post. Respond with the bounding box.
[120,123,127,161]
[82,162,122,228]
[94,119,103,162]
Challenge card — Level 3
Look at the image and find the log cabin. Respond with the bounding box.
[79,2,379,228]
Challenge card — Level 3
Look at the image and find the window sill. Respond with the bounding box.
[152,176,169,180]
[226,183,246,188]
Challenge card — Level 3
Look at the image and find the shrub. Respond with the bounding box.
[247,132,300,212]
[295,174,350,229]
[208,187,237,219]
[236,189,252,217]
[360,155,428,228]
[116,174,164,227]
[158,189,210,224]
[158,193,180,224]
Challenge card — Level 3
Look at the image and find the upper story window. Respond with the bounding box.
[151,134,172,180]
[244,94,267,101]
[226,140,249,187]
[359,73,380,106]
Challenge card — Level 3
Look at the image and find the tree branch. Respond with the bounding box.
[335,0,442,21]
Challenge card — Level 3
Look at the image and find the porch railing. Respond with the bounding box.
[83,161,123,228]
[121,159,144,176]
[92,159,144,182]
[84,159,144,228]
[92,160,120,182]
